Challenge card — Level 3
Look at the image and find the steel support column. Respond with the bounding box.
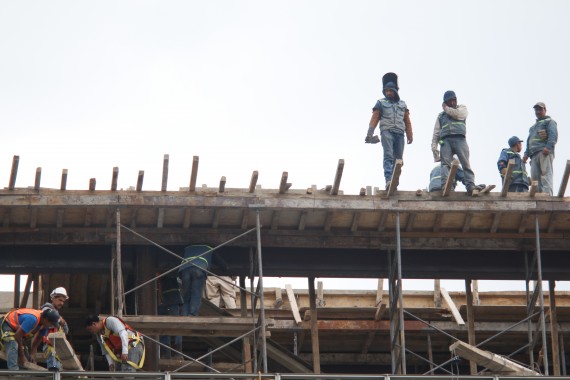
[389,212,406,374]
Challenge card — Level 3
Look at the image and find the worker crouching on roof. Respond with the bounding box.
[1,308,60,370]
[29,287,70,371]
[497,136,529,193]
[85,314,145,372]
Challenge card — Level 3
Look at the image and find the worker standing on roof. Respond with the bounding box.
[179,244,213,316]
[498,136,529,193]
[1,308,60,370]
[29,287,70,371]
[85,314,145,372]
[523,102,558,195]
[365,73,413,190]
[431,90,484,196]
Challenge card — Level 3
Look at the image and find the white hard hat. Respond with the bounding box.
[50,287,69,300]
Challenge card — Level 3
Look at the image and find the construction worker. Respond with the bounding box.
[158,274,183,359]
[497,136,530,193]
[30,287,70,371]
[1,308,60,370]
[365,73,413,190]
[523,102,558,195]
[428,164,466,193]
[85,314,145,372]
[178,244,214,316]
[205,276,237,309]
[431,90,484,196]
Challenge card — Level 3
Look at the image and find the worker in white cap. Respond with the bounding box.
[30,287,70,371]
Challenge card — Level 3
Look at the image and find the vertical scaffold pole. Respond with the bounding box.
[256,210,268,372]
[535,216,549,375]
[396,212,406,373]
[389,212,406,374]
[116,208,124,318]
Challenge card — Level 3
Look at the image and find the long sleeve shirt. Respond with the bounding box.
[431,104,468,151]
[99,316,130,365]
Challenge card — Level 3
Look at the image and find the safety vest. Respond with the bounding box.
[2,308,42,338]
[438,111,466,139]
[500,149,529,187]
[101,317,145,369]
[527,117,553,157]
[377,99,407,134]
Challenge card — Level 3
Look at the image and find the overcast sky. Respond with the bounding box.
[1,1,568,292]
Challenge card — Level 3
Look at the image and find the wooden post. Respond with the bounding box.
[116,209,124,317]
[330,159,344,195]
[249,171,258,193]
[189,156,199,192]
[434,279,441,308]
[550,280,561,375]
[465,279,477,375]
[137,247,158,371]
[111,167,119,191]
[308,277,321,374]
[442,159,459,196]
[501,159,515,197]
[13,274,20,308]
[8,155,19,190]
[240,276,253,374]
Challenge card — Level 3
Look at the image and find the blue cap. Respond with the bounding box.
[508,136,523,147]
[443,90,456,102]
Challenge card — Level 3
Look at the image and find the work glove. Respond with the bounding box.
[365,135,380,144]
[432,149,440,162]
[538,129,548,139]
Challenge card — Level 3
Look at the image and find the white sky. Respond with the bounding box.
[1,1,569,292]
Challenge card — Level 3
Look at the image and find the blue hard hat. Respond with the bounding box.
[443,90,456,102]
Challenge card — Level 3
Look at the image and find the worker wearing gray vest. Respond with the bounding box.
[365,78,413,190]
[523,102,558,195]
[497,136,529,192]
[431,90,484,196]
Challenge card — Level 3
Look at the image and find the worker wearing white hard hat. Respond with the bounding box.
[30,287,70,371]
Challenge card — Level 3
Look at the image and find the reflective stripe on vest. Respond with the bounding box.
[101,317,145,369]
[3,309,42,338]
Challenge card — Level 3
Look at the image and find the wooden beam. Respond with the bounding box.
[434,280,441,308]
[279,171,289,194]
[285,284,302,325]
[34,167,42,191]
[450,340,539,375]
[111,167,119,191]
[308,277,321,374]
[271,210,280,230]
[465,279,477,375]
[330,159,344,195]
[518,213,529,234]
[442,159,459,197]
[323,211,333,231]
[530,180,538,197]
[316,281,325,307]
[19,275,33,308]
[440,287,465,325]
[9,155,19,190]
[374,278,385,321]
[183,208,191,228]
[189,156,199,192]
[89,178,96,191]
[350,212,360,232]
[462,212,473,233]
[60,169,68,190]
[297,211,307,231]
[501,159,515,197]
[490,212,502,233]
[405,213,415,232]
[0,351,46,370]
[157,208,165,228]
[219,176,226,193]
[13,275,20,309]
[48,332,84,370]
[273,288,283,309]
[211,209,220,229]
[558,160,570,197]
[240,209,249,230]
[161,154,169,191]
[136,170,144,191]
[387,159,403,196]
[550,280,561,375]
[249,171,258,193]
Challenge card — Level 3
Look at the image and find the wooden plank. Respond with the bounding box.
[374,278,385,321]
[8,155,19,190]
[136,170,144,191]
[387,159,403,196]
[285,284,303,325]
[434,279,441,308]
[219,176,226,193]
[465,279,477,375]
[0,351,46,370]
[530,180,538,197]
[34,167,42,191]
[501,159,515,197]
[189,156,199,192]
[330,159,344,195]
[450,340,539,375]
[273,288,283,309]
[161,154,169,191]
[316,281,325,307]
[440,287,465,325]
[89,178,96,191]
[550,280,561,375]
[19,275,33,308]
[558,160,570,197]
[308,277,321,374]
[111,167,119,191]
[442,159,459,197]
[60,169,68,190]
[157,208,165,228]
[279,171,289,194]
[48,332,84,370]
[249,171,258,193]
